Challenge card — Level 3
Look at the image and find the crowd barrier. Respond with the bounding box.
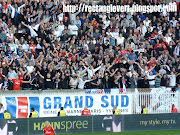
[0,88,179,118]
[0,113,180,135]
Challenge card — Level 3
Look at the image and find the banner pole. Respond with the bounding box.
[92,115,94,133]
[28,118,29,135]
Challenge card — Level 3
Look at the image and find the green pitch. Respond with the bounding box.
[57,130,180,135]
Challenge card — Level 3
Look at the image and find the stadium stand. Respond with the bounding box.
[0,0,179,91]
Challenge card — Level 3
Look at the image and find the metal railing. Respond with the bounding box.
[133,92,179,114]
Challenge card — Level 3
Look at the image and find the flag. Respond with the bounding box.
[119,80,127,94]
[5,97,40,118]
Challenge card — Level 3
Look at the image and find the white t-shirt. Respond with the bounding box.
[169,75,176,87]
[58,24,64,36]
[8,70,17,79]
[36,44,42,49]
[70,78,78,88]
[143,20,151,27]
[22,44,29,52]
[99,14,107,22]
[57,13,63,21]
[86,66,101,79]
[6,33,14,40]
[78,78,91,89]
[111,32,119,39]
[164,36,171,44]
[28,24,39,37]
[116,37,125,45]
[27,66,34,73]
[103,20,110,29]
[106,32,112,36]
[128,71,138,78]
[54,30,61,37]
[170,20,178,27]
[148,75,156,85]
[0,107,4,114]
[68,24,78,36]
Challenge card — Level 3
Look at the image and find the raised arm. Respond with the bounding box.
[38,17,46,26]
[37,71,44,79]
[134,62,143,71]
[91,80,99,86]
[78,72,87,78]
[114,75,122,83]
[92,66,101,74]
[176,72,180,77]
[8,58,13,66]
[21,21,30,28]
[106,61,115,71]
[149,65,156,72]
[8,4,15,18]
[155,72,161,77]
[18,4,25,12]
[22,80,31,83]
[110,68,118,77]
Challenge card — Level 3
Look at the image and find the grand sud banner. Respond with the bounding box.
[1,92,133,118]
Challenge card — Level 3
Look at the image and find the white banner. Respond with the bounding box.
[135,87,178,114]
[1,93,133,118]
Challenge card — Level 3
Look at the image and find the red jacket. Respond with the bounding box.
[172,107,178,113]
[81,109,91,116]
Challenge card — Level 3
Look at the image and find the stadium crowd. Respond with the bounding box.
[0,0,179,91]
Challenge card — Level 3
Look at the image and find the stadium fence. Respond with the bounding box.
[1,113,180,134]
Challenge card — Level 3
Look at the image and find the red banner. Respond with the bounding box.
[17,97,28,118]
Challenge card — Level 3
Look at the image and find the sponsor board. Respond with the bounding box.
[1,114,180,135]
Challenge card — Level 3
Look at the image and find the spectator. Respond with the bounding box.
[68,21,78,36]
[113,106,121,115]
[148,72,161,88]
[8,75,31,90]
[171,104,178,113]
[29,107,38,118]
[160,74,168,87]
[141,105,148,114]
[128,50,137,61]
[3,110,11,119]
[57,107,66,116]
[137,23,147,36]
[69,73,78,89]
[81,106,91,116]
[0,103,4,119]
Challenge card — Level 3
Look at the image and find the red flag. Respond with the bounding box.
[17,97,29,118]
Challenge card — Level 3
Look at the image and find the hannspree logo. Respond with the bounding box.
[34,120,88,132]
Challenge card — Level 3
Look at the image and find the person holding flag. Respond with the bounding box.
[0,103,4,119]
[114,75,127,94]
[121,76,127,94]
